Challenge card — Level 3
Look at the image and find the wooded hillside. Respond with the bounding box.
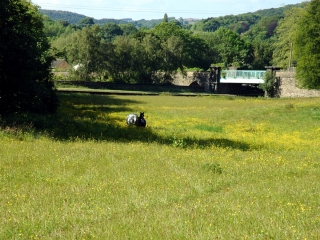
[40,3,307,30]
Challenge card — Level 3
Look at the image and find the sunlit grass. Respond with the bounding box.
[0,94,319,239]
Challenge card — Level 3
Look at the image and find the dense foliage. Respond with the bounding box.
[197,28,253,69]
[78,17,95,26]
[0,0,58,114]
[40,3,308,30]
[272,7,304,69]
[59,23,210,83]
[258,71,276,97]
[39,9,176,28]
[41,1,319,89]
[294,0,320,89]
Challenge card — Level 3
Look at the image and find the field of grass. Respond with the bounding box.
[1,93,319,239]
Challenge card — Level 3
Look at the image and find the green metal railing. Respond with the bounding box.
[222,70,266,79]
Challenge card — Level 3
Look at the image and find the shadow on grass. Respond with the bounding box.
[1,93,254,151]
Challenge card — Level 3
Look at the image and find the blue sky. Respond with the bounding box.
[31,0,306,20]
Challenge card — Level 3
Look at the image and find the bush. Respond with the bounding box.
[258,71,275,97]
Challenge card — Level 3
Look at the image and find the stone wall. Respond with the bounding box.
[55,80,205,92]
[276,71,320,98]
[55,71,210,90]
[172,71,210,89]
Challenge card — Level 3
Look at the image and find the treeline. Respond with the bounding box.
[47,16,258,83]
[40,9,178,29]
[44,1,320,89]
[40,10,87,25]
[50,22,211,83]
[40,3,307,31]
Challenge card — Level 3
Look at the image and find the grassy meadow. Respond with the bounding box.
[0,93,320,239]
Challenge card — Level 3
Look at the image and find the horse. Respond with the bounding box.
[126,113,137,125]
[135,112,146,127]
[126,112,146,127]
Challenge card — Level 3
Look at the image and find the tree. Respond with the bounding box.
[160,35,185,80]
[110,36,134,82]
[67,26,104,81]
[251,40,273,69]
[163,13,168,23]
[78,17,95,26]
[43,15,76,40]
[202,28,252,68]
[152,22,210,79]
[152,22,184,40]
[197,32,220,64]
[203,19,220,32]
[185,35,211,70]
[295,0,320,89]
[230,21,249,34]
[99,23,123,42]
[119,23,138,36]
[0,0,58,114]
[58,20,70,27]
[258,70,276,97]
[131,33,163,84]
[272,7,304,68]
[169,19,182,27]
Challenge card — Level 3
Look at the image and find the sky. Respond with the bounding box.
[31,0,306,21]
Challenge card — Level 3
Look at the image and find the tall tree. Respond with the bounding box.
[110,36,134,82]
[251,40,273,69]
[272,7,304,68]
[131,34,162,84]
[295,0,320,89]
[152,22,210,77]
[67,26,103,81]
[163,13,168,23]
[0,0,58,114]
[202,27,252,68]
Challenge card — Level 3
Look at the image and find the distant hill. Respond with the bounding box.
[252,3,307,17]
[40,3,307,29]
[40,9,87,24]
[190,2,308,33]
[39,9,194,28]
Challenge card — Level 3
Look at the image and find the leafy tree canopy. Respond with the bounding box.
[152,22,185,40]
[40,9,87,24]
[43,15,76,40]
[119,23,138,36]
[58,20,70,27]
[66,26,104,81]
[78,17,95,26]
[295,0,320,89]
[198,28,252,68]
[99,23,123,42]
[163,13,168,22]
[272,7,304,68]
[0,0,58,114]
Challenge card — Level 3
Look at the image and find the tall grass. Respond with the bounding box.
[0,94,319,239]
